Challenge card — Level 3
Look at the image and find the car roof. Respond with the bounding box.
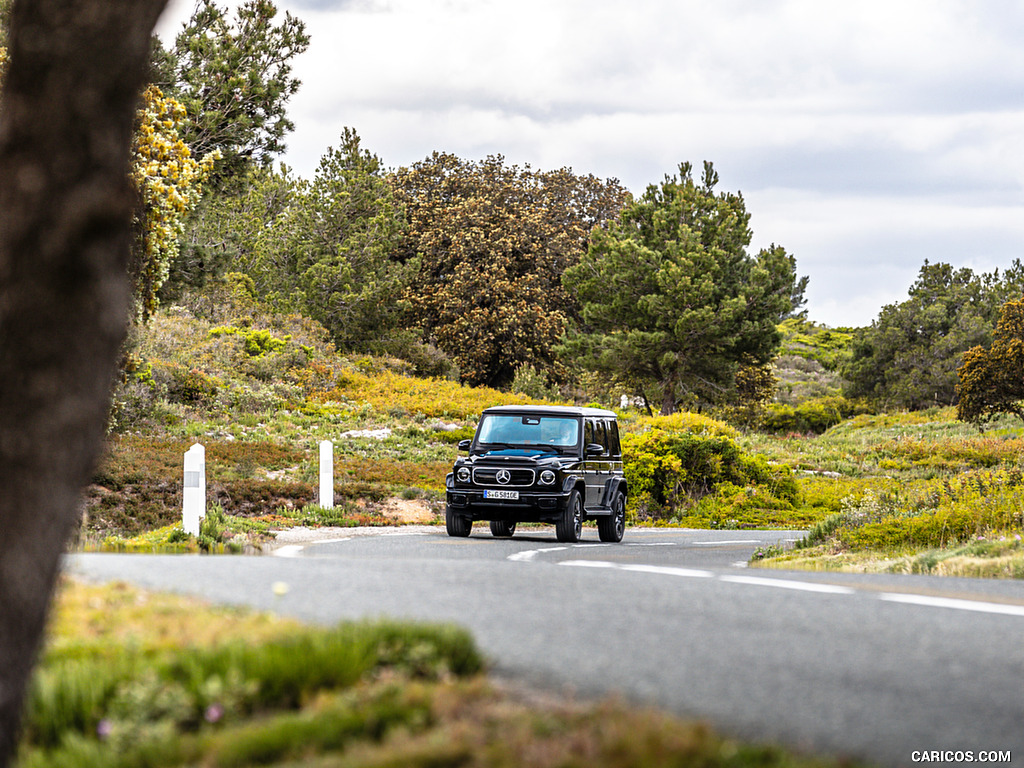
[480,404,617,419]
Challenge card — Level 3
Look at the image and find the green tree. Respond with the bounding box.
[562,161,806,415]
[956,298,1024,425]
[391,153,628,388]
[257,129,410,352]
[843,261,1024,410]
[211,130,410,354]
[156,0,309,183]
[161,162,297,304]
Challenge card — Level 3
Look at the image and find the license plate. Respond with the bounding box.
[484,489,519,500]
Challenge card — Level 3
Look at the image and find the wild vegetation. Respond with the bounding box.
[17,579,858,767]
[92,278,1024,585]
[6,0,1024,764]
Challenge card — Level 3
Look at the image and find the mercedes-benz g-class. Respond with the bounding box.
[444,405,627,543]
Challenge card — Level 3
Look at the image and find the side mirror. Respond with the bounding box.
[458,439,472,452]
[585,443,604,457]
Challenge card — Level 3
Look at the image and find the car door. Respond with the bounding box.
[583,418,608,509]
[605,418,623,477]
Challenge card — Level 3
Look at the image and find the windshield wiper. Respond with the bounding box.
[480,442,560,453]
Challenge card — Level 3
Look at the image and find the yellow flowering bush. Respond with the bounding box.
[131,85,219,321]
[623,426,799,522]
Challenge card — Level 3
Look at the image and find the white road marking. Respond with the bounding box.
[625,542,679,547]
[508,544,605,562]
[719,574,856,595]
[620,563,716,579]
[508,546,570,562]
[553,555,1024,617]
[879,592,1024,618]
[560,561,715,579]
[689,540,763,546]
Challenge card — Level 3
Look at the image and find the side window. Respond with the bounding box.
[583,420,595,447]
[605,420,621,457]
[593,420,608,454]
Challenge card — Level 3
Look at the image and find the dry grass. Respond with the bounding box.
[46,578,304,655]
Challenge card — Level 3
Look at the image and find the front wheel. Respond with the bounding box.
[445,505,472,537]
[556,489,584,543]
[489,520,516,538]
[598,491,626,543]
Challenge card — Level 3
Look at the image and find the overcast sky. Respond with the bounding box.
[158,0,1024,328]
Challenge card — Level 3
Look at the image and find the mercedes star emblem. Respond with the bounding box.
[496,469,512,485]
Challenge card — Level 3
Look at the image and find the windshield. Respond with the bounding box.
[476,414,580,451]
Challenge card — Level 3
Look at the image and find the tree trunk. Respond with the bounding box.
[0,0,167,763]
[659,375,677,416]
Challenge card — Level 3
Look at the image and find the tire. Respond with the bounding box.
[598,490,626,543]
[489,520,516,538]
[445,505,472,537]
[556,489,584,543]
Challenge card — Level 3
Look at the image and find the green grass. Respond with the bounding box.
[750,412,1024,576]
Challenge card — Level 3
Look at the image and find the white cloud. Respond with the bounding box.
[156,0,1024,327]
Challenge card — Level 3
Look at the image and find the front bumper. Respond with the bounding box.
[445,487,570,522]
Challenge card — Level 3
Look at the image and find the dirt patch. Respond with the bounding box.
[380,497,437,524]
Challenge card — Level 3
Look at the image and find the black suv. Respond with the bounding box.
[445,405,627,543]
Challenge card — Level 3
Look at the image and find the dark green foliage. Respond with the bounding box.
[152,362,221,405]
[156,0,309,183]
[562,161,806,414]
[844,260,1024,410]
[150,0,310,301]
[257,130,410,353]
[957,298,1024,426]
[391,152,628,388]
[205,131,413,359]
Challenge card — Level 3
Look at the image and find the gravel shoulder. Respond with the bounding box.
[267,524,442,550]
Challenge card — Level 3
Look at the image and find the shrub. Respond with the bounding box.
[152,362,220,406]
[209,325,290,358]
[510,363,558,400]
[622,427,798,522]
[760,396,869,434]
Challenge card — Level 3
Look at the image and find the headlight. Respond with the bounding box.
[457,467,471,483]
[539,470,556,485]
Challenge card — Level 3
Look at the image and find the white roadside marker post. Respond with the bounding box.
[319,439,334,509]
[182,443,206,536]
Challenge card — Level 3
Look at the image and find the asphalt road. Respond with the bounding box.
[67,526,1024,767]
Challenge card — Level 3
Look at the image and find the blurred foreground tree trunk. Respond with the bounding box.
[0,0,167,764]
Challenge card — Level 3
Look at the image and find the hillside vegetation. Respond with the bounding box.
[90,285,1024,579]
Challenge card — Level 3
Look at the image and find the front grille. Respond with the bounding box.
[472,467,536,487]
